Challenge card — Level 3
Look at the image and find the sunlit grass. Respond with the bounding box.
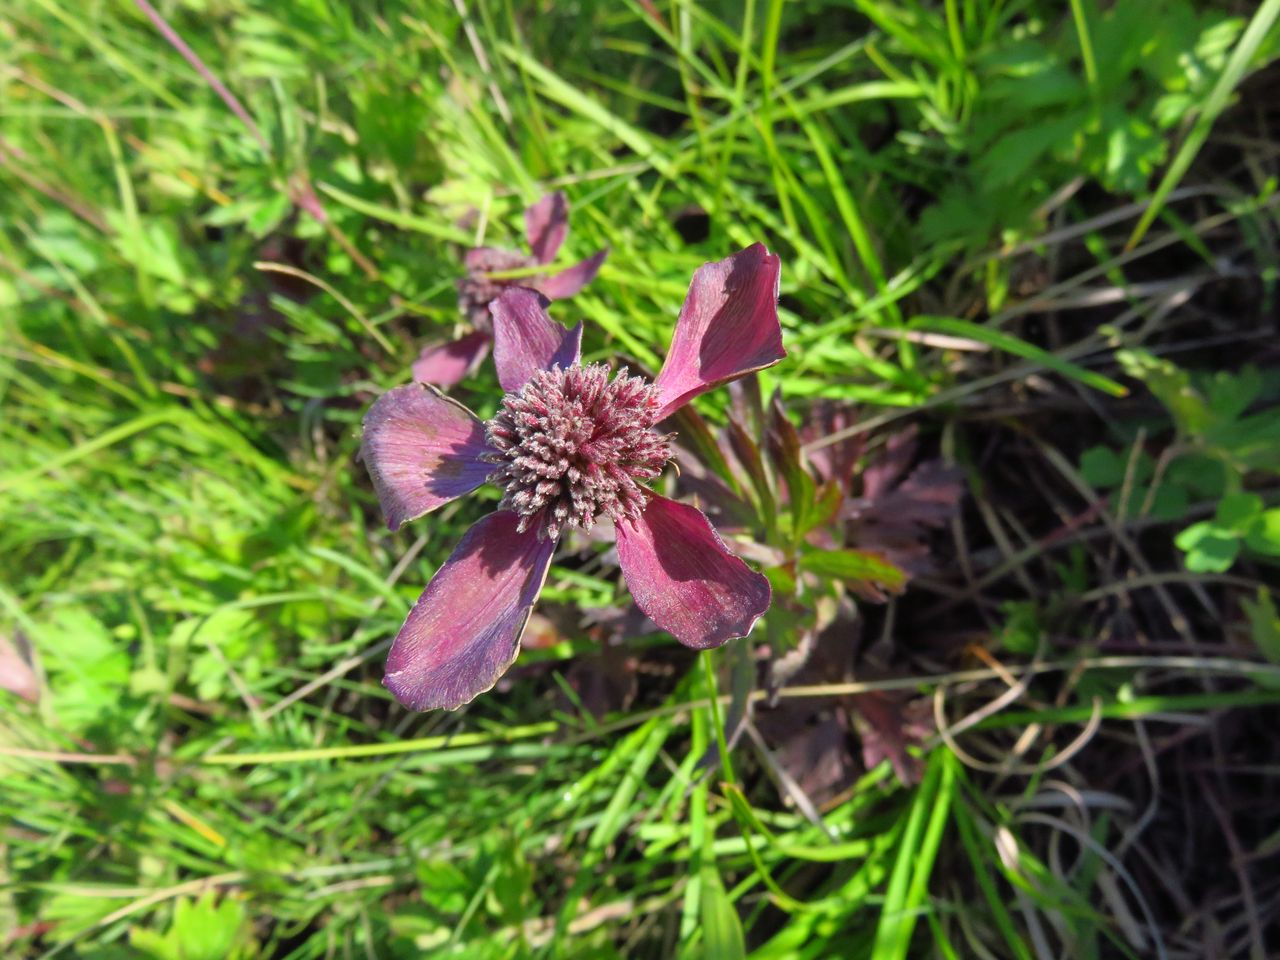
[3,0,1279,956]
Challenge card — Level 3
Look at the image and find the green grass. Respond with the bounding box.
[4,0,1280,957]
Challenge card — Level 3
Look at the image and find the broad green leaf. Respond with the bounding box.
[1242,589,1280,663]
[699,866,746,960]
[1244,509,1280,557]
[1175,521,1240,573]
[1080,446,1125,488]
[800,549,907,594]
[1215,492,1263,531]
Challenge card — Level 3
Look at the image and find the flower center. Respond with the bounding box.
[484,363,673,540]
[457,249,540,331]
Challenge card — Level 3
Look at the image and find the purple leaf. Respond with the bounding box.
[0,632,38,703]
[847,455,965,576]
[490,287,583,393]
[524,192,569,264]
[360,384,492,531]
[800,401,864,495]
[539,248,609,300]
[861,426,917,501]
[384,511,555,711]
[411,331,492,387]
[653,243,784,419]
[615,493,770,649]
[768,715,859,806]
[852,691,933,786]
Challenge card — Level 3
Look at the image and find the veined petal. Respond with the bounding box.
[524,192,569,264]
[360,384,491,531]
[491,287,583,393]
[615,494,771,649]
[411,331,491,387]
[539,248,609,300]
[653,243,784,419]
[384,511,555,711]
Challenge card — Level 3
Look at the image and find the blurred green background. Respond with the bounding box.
[3,1,1280,957]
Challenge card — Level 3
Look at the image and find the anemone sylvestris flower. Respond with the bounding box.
[362,244,785,710]
[413,192,609,387]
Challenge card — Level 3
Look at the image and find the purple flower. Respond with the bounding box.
[362,244,785,710]
[412,192,609,387]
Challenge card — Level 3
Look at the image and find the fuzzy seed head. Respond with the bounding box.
[485,364,673,540]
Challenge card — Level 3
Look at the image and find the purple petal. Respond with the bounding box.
[539,248,609,300]
[653,243,785,419]
[411,331,491,387]
[615,494,771,649]
[360,384,492,531]
[384,511,555,711]
[490,287,583,393]
[524,192,569,264]
[463,246,526,272]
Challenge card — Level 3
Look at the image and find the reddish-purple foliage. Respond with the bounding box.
[413,193,609,387]
[361,244,785,710]
[0,632,38,704]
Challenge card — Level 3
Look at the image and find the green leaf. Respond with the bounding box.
[37,607,131,734]
[975,111,1091,189]
[1244,509,1280,557]
[1205,366,1263,421]
[1216,492,1263,530]
[913,316,1128,397]
[699,865,746,960]
[764,564,798,597]
[1148,483,1190,522]
[997,601,1043,656]
[1175,521,1240,573]
[1241,589,1280,663]
[415,860,472,916]
[799,549,907,594]
[173,894,248,960]
[1080,446,1125,487]
[1128,0,1280,248]
[1165,453,1228,498]
[130,928,179,960]
[1116,349,1210,433]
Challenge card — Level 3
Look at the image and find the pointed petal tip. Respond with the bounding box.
[539,247,609,301]
[653,243,784,418]
[525,192,570,264]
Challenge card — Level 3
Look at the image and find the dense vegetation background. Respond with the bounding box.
[3,1,1280,957]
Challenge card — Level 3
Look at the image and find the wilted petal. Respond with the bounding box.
[615,494,770,649]
[384,511,555,711]
[539,248,609,300]
[524,192,569,264]
[653,243,784,419]
[360,384,492,531]
[491,287,583,393]
[411,331,491,386]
